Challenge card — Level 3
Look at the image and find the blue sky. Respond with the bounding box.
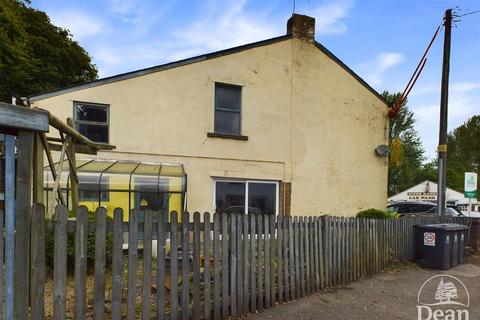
[32,0,480,160]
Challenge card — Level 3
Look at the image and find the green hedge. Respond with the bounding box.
[45,210,114,273]
[356,208,399,219]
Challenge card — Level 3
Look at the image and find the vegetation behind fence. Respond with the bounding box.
[18,205,473,319]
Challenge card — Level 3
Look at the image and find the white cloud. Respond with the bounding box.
[49,11,104,40]
[99,0,278,74]
[412,81,480,96]
[358,51,405,85]
[412,87,480,159]
[450,81,480,93]
[108,0,146,24]
[311,0,353,35]
[108,0,135,16]
[174,0,280,53]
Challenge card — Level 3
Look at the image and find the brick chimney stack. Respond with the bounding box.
[287,14,315,42]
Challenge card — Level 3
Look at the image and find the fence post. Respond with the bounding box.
[242,213,249,315]
[333,217,338,285]
[193,212,201,320]
[304,217,310,295]
[203,212,211,320]
[299,217,305,296]
[264,214,270,309]
[269,214,275,305]
[256,214,264,312]
[294,217,300,297]
[317,217,324,289]
[126,209,139,320]
[30,203,46,320]
[53,205,67,320]
[277,215,284,303]
[230,214,238,317]
[74,206,88,319]
[142,210,153,320]
[249,214,257,313]
[324,216,331,287]
[283,216,290,301]
[94,207,107,320]
[182,211,190,320]
[111,208,124,320]
[156,210,166,320]
[213,213,221,320]
[170,211,179,320]
[288,216,294,300]
[236,213,244,315]
[14,131,34,320]
[222,213,229,318]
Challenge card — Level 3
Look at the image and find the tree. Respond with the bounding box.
[384,91,426,196]
[446,115,480,192]
[0,0,97,102]
[435,278,458,303]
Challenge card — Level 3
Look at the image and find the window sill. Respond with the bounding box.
[207,132,248,141]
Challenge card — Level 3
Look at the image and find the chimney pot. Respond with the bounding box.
[287,14,315,42]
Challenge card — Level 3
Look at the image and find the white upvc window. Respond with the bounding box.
[212,178,279,215]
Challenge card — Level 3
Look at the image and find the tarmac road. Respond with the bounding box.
[246,256,480,320]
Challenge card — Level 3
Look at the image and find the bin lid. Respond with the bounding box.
[414,223,468,231]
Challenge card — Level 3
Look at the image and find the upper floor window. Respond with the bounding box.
[74,102,109,143]
[214,83,241,135]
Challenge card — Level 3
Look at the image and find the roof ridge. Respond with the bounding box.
[30,35,292,101]
[30,34,387,107]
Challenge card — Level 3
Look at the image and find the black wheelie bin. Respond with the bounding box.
[414,224,452,270]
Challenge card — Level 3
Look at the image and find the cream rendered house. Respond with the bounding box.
[31,14,389,217]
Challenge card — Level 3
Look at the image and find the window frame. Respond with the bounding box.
[214,83,242,135]
[73,101,110,144]
[212,178,279,215]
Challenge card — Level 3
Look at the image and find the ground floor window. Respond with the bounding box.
[214,179,279,215]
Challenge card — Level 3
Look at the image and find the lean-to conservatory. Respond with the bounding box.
[44,159,186,219]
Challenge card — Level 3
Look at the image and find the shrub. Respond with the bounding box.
[356,208,399,219]
[45,210,114,273]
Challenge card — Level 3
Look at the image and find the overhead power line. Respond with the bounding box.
[455,9,480,17]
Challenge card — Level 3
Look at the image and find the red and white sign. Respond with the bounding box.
[424,232,436,246]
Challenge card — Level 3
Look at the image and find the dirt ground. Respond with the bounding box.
[247,255,480,320]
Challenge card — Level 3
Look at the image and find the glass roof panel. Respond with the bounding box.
[45,159,184,177]
[45,158,186,194]
[79,159,116,172]
[134,162,160,176]
[105,161,139,174]
[160,164,185,177]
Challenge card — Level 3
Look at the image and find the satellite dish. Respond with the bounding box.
[375,144,390,157]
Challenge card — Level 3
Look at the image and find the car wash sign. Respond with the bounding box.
[464,172,477,199]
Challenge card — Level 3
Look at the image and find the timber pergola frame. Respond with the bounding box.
[33,107,116,216]
[0,102,115,318]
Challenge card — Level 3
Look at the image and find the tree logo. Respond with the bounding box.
[417,275,469,319]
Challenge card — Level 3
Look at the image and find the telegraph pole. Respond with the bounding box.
[437,9,452,215]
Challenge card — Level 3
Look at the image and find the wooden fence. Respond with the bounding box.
[17,204,473,319]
